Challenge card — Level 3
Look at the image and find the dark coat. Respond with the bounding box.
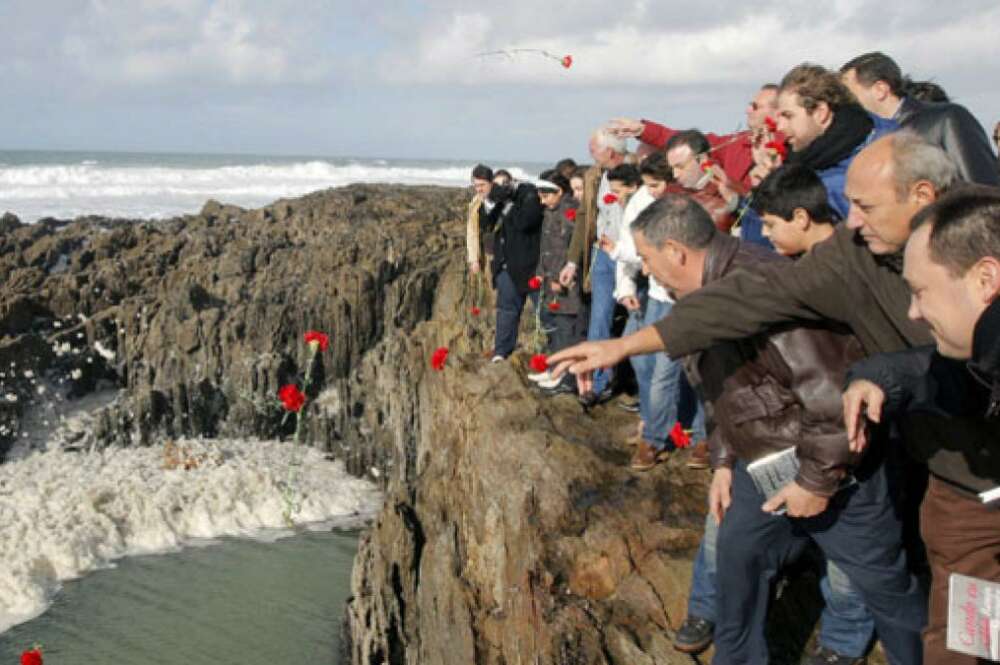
[846,298,1000,497]
[655,223,933,358]
[683,234,865,496]
[488,182,544,295]
[537,197,583,315]
[896,96,1000,187]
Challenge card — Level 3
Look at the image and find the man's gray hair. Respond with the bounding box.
[630,195,717,250]
[591,127,627,155]
[890,130,959,199]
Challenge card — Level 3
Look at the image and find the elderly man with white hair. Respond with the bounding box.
[558,126,629,405]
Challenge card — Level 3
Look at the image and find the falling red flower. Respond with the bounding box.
[431,347,449,371]
[470,306,481,316]
[303,330,330,352]
[21,650,43,665]
[528,276,542,290]
[564,208,577,221]
[602,193,618,205]
[278,384,306,413]
[530,354,549,372]
[765,140,788,161]
[669,422,692,449]
[561,54,573,69]
[700,159,716,173]
[764,116,778,133]
[547,301,561,312]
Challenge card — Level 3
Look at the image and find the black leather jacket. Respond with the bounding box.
[896,97,1000,187]
[846,298,1000,497]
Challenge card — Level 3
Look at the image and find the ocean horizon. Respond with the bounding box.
[0,149,552,223]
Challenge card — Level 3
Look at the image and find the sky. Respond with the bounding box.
[1,0,999,163]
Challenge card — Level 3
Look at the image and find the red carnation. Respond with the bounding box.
[764,116,778,133]
[430,347,449,371]
[21,649,43,665]
[669,422,692,449]
[564,208,577,221]
[278,384,306,413]
[561,54,573,69]
[528,276,542,290]
[303,330,329,352]
[765,140,788,161]
[470,306,481,316]
[700,159,715,173]
[530,354,549,372]
[602,193,618,205]
[547,301,561,312]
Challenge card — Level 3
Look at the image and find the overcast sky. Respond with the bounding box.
[2,0,998,163]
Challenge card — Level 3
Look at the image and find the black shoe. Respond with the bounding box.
[577,387,614,409]
[804,646,866,665]
[616,398,641,413]
[673,616,714,654]
[542,381,577,396]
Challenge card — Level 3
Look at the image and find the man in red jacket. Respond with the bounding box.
[609,84,781,193]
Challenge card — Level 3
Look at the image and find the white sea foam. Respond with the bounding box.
[0,159,535,222]
[0,438,382,634]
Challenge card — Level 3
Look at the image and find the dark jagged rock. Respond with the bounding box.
[0,185,885,664]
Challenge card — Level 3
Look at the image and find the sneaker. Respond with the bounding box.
[686,440,710,470]
[491,355,505,363]
[673,615,714,654]
[527,370,552,383]
[541,382,577,396]
[805,646,866,665]
[629,441,669,471]
[537,375,564,390]
[617,398,641,413]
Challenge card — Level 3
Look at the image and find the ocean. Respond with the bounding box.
[0,150,549,223]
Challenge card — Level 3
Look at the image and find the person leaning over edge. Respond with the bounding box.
[843,185,1000,665]
[628,195,925,665]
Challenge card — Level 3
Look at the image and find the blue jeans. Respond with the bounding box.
[713,462,925,665]
[586,247,616,394]
[687,513,875,658]
[493,270,538,358]
[637,299,683,451]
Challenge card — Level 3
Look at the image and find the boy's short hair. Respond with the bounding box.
[471,164,493,182]
[640,152,673,182]
[607,163,641,187]
[751,165,836,223]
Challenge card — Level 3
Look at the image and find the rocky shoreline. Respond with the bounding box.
[0,185,876,664]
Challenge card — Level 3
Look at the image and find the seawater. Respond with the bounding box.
[0,149,548,222]
[0,528,361,665]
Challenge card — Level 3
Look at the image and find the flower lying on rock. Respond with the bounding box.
[303,330,329,352]
[470,306,481,316]
[669,422,692,449]
[21,647,43,665]
[528,276,542,290]
[530,354,549,373]
[602,193,618,205]
[561,54,573,69]
[564,208,577,221]
[547,301,561,312]
[431,347,449,371]
[278,384,306,413]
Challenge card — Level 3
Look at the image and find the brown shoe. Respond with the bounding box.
[630,440,669,471]
[686,440,709,469]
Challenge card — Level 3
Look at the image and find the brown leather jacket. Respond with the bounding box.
[684,234,865,496]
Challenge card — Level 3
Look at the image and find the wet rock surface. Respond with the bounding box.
[0,185,881,664]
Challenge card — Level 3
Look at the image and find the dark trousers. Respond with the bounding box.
[921,476,1000,665]
[494,269,537,358]
[714,460,927,665]
[541,309,588,355]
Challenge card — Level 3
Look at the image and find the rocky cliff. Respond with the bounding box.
[0,186,873,664]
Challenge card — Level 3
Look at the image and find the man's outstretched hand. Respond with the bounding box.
[549,339,628,380]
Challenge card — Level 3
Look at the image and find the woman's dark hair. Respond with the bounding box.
[471,164,493,181]
[554,158,578,179]
[607,163,641,187]
[538,168,570,194]
[494,169,513,184]
[904,79,950,103]
[751,165,836,223]
[639,152,673,182]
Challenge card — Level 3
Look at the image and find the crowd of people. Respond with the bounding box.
[465,51,1000,665]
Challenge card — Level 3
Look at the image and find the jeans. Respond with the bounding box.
[586,247,617,394]
[493,269,538,358]
[636,299,685,451]
[678,371,707,442]
[712,461,926,665]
